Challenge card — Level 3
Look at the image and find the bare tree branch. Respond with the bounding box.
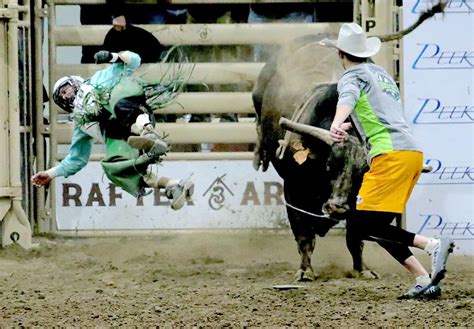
[376,1,447,42]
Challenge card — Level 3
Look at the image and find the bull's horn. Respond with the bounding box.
[279,117,333,145]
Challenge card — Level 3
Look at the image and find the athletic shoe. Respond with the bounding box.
[127,135,169,159]
[165,179,194,210]
[431,237,455,286]
[422,284,442,299]
[398,277,441,300]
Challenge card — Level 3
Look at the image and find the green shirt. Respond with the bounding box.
[337,63,420,162]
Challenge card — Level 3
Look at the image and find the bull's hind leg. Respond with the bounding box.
[345,217,380,279]
[294,235,317,282]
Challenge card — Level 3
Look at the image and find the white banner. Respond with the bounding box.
[403,0,474,255]
[55,161,288,231]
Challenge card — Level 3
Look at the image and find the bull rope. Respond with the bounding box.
[283,199,343,223]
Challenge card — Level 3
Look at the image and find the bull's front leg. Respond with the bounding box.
[294,235,317,282]
[252,122,269,172]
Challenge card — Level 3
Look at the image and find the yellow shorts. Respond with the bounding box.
[356,151,423,213]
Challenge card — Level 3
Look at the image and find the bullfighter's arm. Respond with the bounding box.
[331,71,361,142]
[330,104,353,143]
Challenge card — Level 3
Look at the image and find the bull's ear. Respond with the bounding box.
[279,117,333,146]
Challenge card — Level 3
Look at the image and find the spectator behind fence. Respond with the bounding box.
[102,14,165,64]
[81,2,187,63]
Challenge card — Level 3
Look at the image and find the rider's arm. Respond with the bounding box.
[109,50,141,76]
[90,50,142,88]
[46,125,94,179]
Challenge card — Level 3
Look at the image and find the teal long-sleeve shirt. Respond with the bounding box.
[49,51,141,178]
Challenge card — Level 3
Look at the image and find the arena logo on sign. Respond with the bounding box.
[412,0,474,14]
[412,43,474,69]
[417,214,473,240]
[202,174,234,211]
[202,175,284,210]
[417,159,473,185]
[413,98,474,124]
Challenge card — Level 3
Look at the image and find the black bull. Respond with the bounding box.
[252,37,375,281]
[250,4,444,281]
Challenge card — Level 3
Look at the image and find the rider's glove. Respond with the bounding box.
[94,50,114,64]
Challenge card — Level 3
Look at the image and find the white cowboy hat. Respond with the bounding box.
[320,23,381,58]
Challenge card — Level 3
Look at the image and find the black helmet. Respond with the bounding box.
[52,75,84,112]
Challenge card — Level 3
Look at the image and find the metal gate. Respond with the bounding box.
[0,0,43,248]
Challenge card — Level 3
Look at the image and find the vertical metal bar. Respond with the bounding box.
[47,1,57,232]
[19,0,31,221]
[0,3,9,189]
[353,0,361,25]
[8,0,33,234]
[33,0,47,233]
[398,3,406,230]
[7,0,22,190]
[28,19,34,221]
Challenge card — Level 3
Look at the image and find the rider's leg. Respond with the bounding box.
[143,172,194,210]
[109,97,169,157]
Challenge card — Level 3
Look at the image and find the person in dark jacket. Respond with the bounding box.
[103,14,165,63]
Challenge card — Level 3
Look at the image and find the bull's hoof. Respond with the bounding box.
[347,269,381,279]
[253,152,270,172]
[252,155,261,171]
[261,158,269,172]
[294,268,318,282]
[360,269,380,279]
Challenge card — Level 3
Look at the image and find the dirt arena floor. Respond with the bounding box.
[0,230,472,327]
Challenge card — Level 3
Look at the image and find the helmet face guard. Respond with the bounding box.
[52,76,84,112]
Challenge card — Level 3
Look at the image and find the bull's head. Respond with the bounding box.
[279,117,367,218]
[322,138,368,217]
